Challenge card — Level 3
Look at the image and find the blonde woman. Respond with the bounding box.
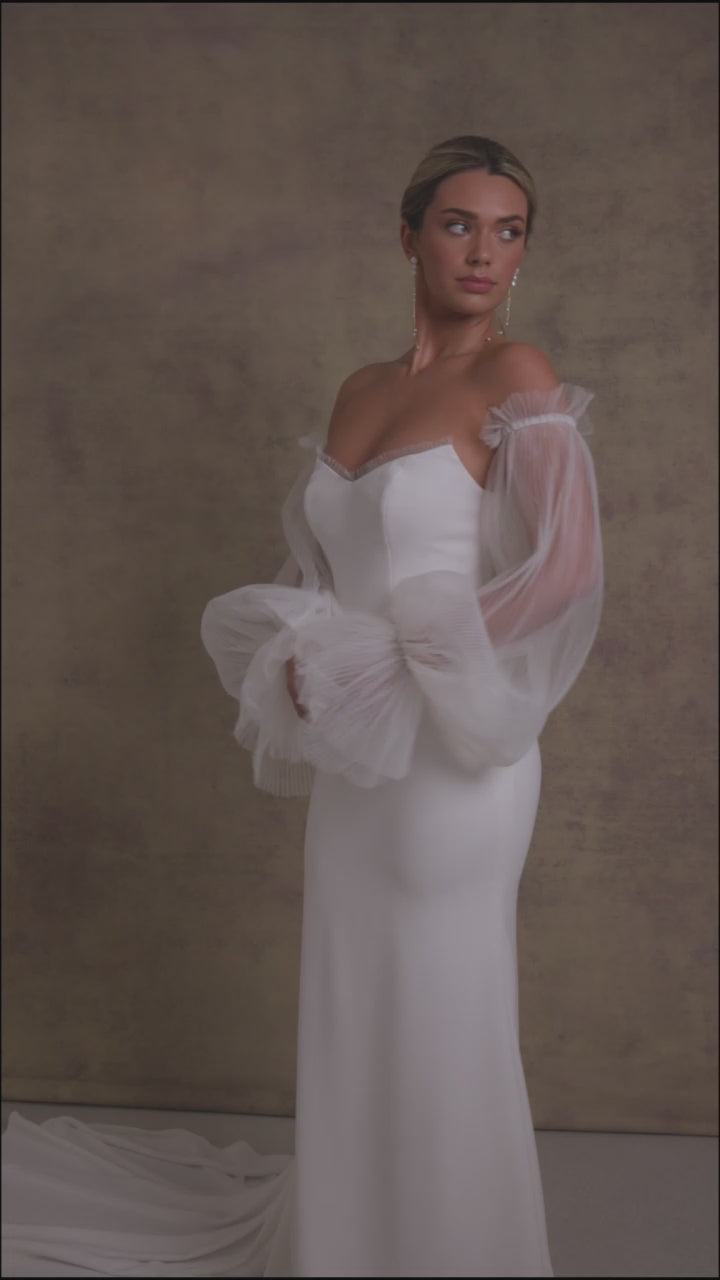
[202,134,603,1276]
[3,136,602,1278]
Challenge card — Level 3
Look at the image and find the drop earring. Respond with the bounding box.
[410,256,419,349]
[501,269,520,336]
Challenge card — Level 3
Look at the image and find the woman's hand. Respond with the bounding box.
[285,655,309,719]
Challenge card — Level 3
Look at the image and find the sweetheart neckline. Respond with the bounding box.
[316,437,486,492]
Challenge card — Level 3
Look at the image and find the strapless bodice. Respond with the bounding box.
[303,442,491,614]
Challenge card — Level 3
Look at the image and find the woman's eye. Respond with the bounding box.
[445,222,521,240]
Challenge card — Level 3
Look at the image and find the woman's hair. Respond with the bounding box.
[400,135,537,244]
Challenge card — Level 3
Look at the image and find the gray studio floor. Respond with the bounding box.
[2,1100,717,1278]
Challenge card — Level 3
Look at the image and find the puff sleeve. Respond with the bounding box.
[386,383,604,768]
[201,439,425,796]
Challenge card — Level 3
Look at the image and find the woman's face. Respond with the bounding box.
[402,169,528,317]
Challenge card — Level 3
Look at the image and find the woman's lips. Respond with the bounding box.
[458,278,494,293]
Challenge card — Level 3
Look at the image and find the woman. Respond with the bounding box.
[2,136,602,1277]
[201,134,602,1278]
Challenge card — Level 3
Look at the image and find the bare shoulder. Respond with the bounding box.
[325,363,385,447]
[490,341,561,395]
[334,362,386,405]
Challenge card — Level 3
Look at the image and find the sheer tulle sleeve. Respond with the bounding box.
[201,438,425,796]
[386,383,604,768]
[201,441,334,797]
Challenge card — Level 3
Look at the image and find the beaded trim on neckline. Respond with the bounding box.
[318,436,456,481]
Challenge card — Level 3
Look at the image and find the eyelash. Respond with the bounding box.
[446,221,522,240]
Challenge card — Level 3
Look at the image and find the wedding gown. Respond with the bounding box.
[2,382,603,1277]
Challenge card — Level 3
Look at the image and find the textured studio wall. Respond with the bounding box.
[2,2,717,1135]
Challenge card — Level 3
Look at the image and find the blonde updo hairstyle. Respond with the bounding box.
[400,135,537,246]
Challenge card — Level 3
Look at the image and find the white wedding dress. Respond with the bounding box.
[2,383,603,1278]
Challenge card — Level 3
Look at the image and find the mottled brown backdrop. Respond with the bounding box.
[2,1,717,1134]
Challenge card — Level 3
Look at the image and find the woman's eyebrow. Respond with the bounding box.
[439,206,526,225]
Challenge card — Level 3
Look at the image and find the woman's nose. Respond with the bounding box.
[467,233,492,262]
